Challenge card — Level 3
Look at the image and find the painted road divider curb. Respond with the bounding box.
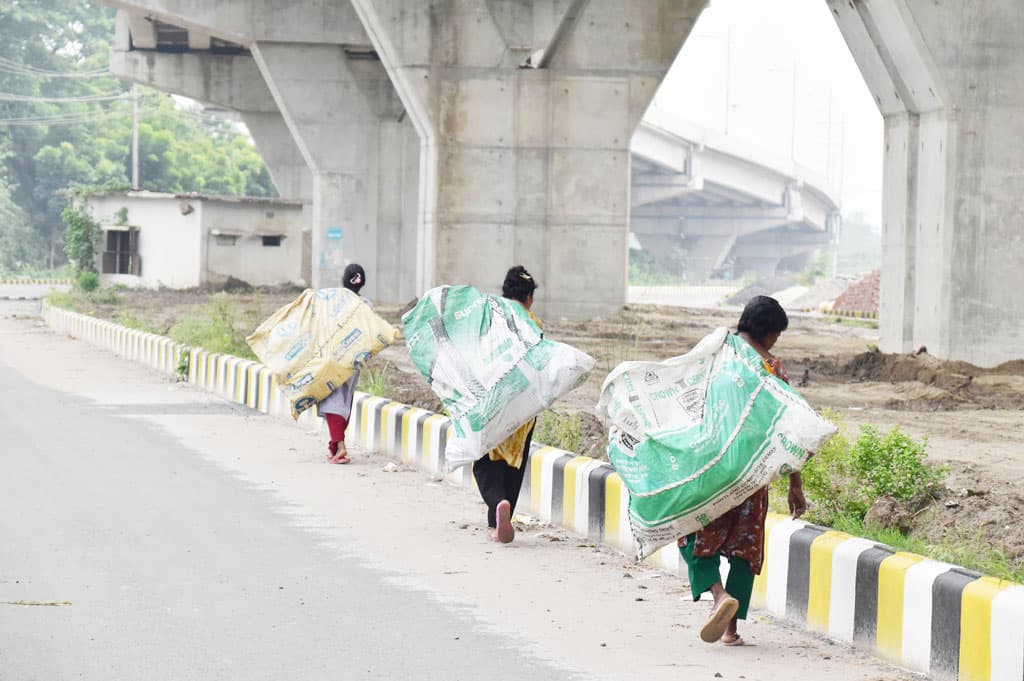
[42,303,1023,680]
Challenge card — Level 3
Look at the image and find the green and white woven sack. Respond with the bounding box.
[597,328,837,561]
[403,285,595,471]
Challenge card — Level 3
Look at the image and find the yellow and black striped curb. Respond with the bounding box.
[0,278,74,285]
[42,303,1024,680]
[799,307,880,320]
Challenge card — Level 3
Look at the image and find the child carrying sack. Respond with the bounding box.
[403,285,595,471]
[247,288,400,419]
[597,328,836,561]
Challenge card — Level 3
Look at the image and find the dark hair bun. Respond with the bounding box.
[343,263,366,293]
[502,265,537,304]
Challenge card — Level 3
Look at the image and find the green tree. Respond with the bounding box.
[0,1,276,272]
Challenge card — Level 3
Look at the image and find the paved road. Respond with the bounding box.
[0,300,908,681]
[0,309,573,680]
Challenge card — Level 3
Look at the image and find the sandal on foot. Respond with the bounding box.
[722,634,746,647]
[700,596,739,643]
[495,500,515,544]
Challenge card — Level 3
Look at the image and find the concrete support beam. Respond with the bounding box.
[126,12,157,48]
[251,42,413,302]
[631,172,703,208]
[351,0,707,318]
[110,48,277,114]
[829,0,1024,366]
[105,0,370,47]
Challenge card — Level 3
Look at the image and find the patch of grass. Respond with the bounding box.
[44,287,120,312]
[44,290,79,311]
[168,292,256,360]
[357,361,391,397]
[829,315,879,330]
[829,515,1024,584]
[116,310,157,334]
[535,409,582,453]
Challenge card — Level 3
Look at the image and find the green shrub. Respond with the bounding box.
[851,424,945,503]
[77,270,99,292]
[535,410,582,453]
[175,348,190,382]
[168,293,255,360]
[772,410,946,527]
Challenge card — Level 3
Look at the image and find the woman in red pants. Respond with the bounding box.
[319,263,367,464]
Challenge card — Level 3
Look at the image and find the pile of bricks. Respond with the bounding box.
[831,270,879,318]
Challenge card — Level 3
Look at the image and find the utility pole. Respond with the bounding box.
[131,83,139,190]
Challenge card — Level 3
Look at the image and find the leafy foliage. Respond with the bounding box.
[62,199,101,273]
[628,247,687,285]
[0,1,275,273]
[771,410,947,527]
[535,410,582,453]
[76,269,98,291]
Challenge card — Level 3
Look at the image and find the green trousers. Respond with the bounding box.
[679,535,756,620]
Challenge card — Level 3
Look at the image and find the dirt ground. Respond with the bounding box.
[70,288,1024,570]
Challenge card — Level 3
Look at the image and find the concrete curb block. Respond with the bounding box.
[41,303,1024,681]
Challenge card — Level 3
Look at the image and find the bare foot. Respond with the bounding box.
[487,528,499,542]
[722,632,745,646]
[700,592,739,643]
[495,500,514,543]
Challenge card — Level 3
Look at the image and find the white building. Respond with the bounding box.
[87,191,308,289]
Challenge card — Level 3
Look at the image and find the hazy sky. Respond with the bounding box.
[648,0,884,224]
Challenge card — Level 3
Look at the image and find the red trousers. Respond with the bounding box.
[324,413,348,454]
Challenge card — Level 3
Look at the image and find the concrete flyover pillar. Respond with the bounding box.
[351,0,707,318]
[251,43,413,301]
[830,0,1024,366]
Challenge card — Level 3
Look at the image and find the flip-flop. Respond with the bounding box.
[722,635,746,647]
[700,596,739,643]
[495,500,515,544]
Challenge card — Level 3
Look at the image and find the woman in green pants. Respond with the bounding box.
[679,295,807,646]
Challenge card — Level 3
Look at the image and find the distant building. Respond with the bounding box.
[86,191,308,289]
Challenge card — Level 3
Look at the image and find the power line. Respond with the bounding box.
[0,92,128,103]
[0,56,109,79]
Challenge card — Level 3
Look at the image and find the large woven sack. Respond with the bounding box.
[403,285,595,471]
[247,288,399,419]
[597,328,837,561]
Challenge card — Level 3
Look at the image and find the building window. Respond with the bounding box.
[262,236,282,247]
[214,234,238,246]
[101,229,141,275]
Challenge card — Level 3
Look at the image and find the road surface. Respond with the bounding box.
[0,300,910,681]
